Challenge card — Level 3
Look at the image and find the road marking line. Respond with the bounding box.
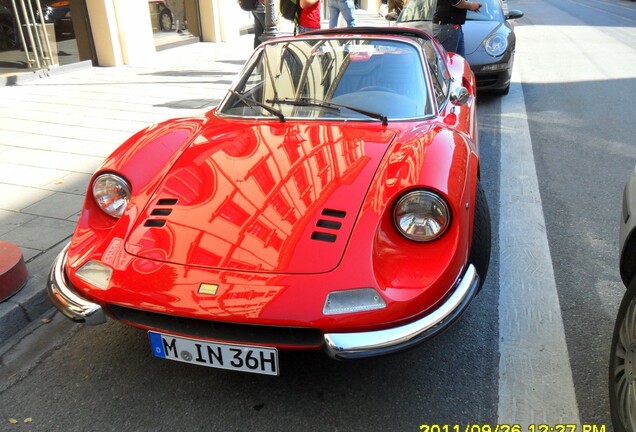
[497,67,581,425]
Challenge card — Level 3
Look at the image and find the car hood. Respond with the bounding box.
[463,20,503,55]
[124,120,397,274]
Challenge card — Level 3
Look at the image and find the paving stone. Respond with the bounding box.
[0,184,53,212]
[0,164,72,188]
[22,192,85,219]
[1,216,75,251]
[0,210,38,237]
[42,172,92,194]
[0,147,103,173]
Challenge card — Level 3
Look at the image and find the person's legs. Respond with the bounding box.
[328,0,340,28]
[456,27,465,57]
[252,10,265,48]
[338,0,356,27]
[432,24,461,54]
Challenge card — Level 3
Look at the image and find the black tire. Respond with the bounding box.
[609,277,636,432]
[469,180,491,292]
[0,19,17,51]
[159,9,173,32]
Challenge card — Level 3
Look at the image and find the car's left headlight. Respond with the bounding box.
[484,33,508,57]
[92,173,131,218]
[393,190,451,242]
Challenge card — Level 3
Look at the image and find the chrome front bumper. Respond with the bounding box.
[47,244,106,325]
[323,264,480,360]
[48,244,479,358]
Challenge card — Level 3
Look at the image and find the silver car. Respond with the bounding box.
[388,0,523,95]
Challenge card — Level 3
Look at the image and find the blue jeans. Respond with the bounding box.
[298,25,319,34]
[328,0,356,28]
[432,23,465,57]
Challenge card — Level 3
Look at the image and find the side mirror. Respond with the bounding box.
[506,10,524,20]
[450,86,470,106]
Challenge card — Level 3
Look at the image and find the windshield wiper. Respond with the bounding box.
[267,97,388,126]
[229,89,285,122]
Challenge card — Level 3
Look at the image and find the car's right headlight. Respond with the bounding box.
[484,33,508,57]
[92,173,131,218]
[393,190,451,242]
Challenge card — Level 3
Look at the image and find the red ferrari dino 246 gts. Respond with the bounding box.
[48,27,491,376]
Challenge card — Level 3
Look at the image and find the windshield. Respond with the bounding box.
[398,0,503,23]
[218,37,433,121]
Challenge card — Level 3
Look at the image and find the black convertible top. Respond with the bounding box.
[301,26,433,42]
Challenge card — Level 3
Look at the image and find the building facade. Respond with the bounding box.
[0,0,382,82]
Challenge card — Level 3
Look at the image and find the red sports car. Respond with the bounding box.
[48,27,491,376]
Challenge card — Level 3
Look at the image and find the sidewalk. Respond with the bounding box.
[0,10,390,345]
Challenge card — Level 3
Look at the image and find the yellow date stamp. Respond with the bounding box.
[419,425,607,432]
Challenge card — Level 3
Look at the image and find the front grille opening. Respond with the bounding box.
[108,305,324,348]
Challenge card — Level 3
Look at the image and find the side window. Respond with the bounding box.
[422,40,450,107]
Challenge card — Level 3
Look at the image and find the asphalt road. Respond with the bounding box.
[514,0,636,426]
[1,0,635,430]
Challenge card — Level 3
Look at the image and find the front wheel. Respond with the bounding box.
[609,277,636,432]
[469,180,491,292]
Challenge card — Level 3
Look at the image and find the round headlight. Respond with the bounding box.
[484,33,508,57]
[92,173,131,218]
[394,190,451,242]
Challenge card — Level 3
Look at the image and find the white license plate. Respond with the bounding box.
[148,332,279,376]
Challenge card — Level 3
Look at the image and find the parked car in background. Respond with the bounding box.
[0,1,18,50]
[47,27,491,376]
[1,0,73,49]
[611,168,636,432]
[388,0,523,95]
[37,0,73,38]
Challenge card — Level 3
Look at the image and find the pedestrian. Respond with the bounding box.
[297,0,321,33]
[432,0,481,57]
[252,0,266,48]
[328,0,356,28]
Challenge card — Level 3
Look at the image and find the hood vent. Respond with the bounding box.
[143,199,179,228]
[311,208,346,243]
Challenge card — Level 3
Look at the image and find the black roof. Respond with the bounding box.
[301,26,433,42]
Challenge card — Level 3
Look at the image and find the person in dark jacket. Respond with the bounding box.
[432,0,481,57]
